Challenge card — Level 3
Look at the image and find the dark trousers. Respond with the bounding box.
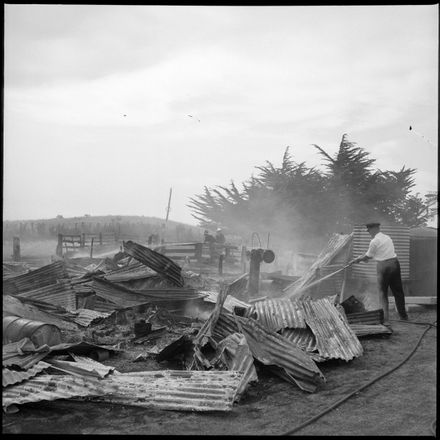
[377,258,408,319]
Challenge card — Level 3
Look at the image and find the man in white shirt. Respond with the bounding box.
[349,222,408,325]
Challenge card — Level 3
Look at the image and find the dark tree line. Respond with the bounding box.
[188,134,435,251]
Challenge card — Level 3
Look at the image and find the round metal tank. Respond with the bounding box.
[3,316,62,347]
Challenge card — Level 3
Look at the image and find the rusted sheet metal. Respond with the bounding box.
[73,309,112,327]
[212,314,325,393]
[3,361,51,387]
[3,262,30,280]
[214,332,258,397]
[70,354,117,376]
[247,298,307,331]
[301,297,363,361]
[350,324,393,337]
[2,374,115,411]
[15,281,77,311]
[352,225,410,280]
[123,240,184,287]
[90,370,244,412]
[202,290,251,313]
[3,261,69,295]
[92,277,153,308]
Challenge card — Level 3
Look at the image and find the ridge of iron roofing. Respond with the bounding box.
[123,240,184,287]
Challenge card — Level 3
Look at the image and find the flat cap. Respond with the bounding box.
[365,222,381,228]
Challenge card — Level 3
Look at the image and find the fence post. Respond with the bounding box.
[81,233,86,248]
[56,234,63,257]
[99,232,103,245]
[12,237,21,261]
[195,243,203,262]
[90,237,94,259]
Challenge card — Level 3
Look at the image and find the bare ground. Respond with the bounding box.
[2,307,436,436]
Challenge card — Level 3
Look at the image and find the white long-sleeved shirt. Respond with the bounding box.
[365,232,397,261]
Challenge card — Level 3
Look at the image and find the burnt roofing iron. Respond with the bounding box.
[123,240,184,287]
[3,261,69,296]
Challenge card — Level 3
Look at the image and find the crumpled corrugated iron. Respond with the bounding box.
[3,261,69,296]
[46,357,115,379]
[247,298,307,331]
[2,361,51,387]
[104,261,155,282]
[346,309,384,325]
[3,338,52,370]
[211,313,325,393]
[123,241,184,287]
[91,277,154,308]
[14,281,77,311]
[212,332,258,397]
[301,297,363,361]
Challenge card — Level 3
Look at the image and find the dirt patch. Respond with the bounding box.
[2,308,436,436]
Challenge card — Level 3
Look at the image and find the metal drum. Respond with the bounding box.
[3,316,62,347]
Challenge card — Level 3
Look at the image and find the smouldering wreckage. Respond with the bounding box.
[2,236,389,414]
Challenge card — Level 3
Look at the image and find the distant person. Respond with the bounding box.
[203,230,216,244]
[349,222,408,325]
[215,228,226,244]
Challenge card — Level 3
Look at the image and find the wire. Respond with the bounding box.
[282,320,436,436]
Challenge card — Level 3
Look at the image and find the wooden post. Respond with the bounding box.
[81,233,86,248]
[90,238,94,259]
[12,237,21,261]
[218,254,224,276]
[99,232,103,245]
[56,234,63,257]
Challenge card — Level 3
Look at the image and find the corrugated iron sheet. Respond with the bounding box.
[132,288,207,302]
[301,297,363,361]
[247,298,307,331]
[349,324,393,337]
[91,277,153,308]
[70,354,118,376]
[284,233,353,298]
[3,261,69,295]
[104,261,156,282]
[3,262,30,280]
[89,370,244,412]
[279,328,317,352]
[46,358,115,379]
[14,281,77,311]
[2,374,114,411]
[3,338,51,370]
[212,313,325,393]
[123,240,184,287]
[352,225,410,280]
[73,308,112,327]
[2,361,51,387]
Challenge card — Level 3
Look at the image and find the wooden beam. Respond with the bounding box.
[389,296,437,305]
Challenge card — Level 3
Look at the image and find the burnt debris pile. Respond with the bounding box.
[3,237,390,414]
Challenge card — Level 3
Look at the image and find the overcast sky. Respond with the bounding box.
[3,4,438,226]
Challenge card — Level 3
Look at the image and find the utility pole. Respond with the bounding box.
[162,187,172,243]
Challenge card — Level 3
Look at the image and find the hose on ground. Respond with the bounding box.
[282,320,436,436]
